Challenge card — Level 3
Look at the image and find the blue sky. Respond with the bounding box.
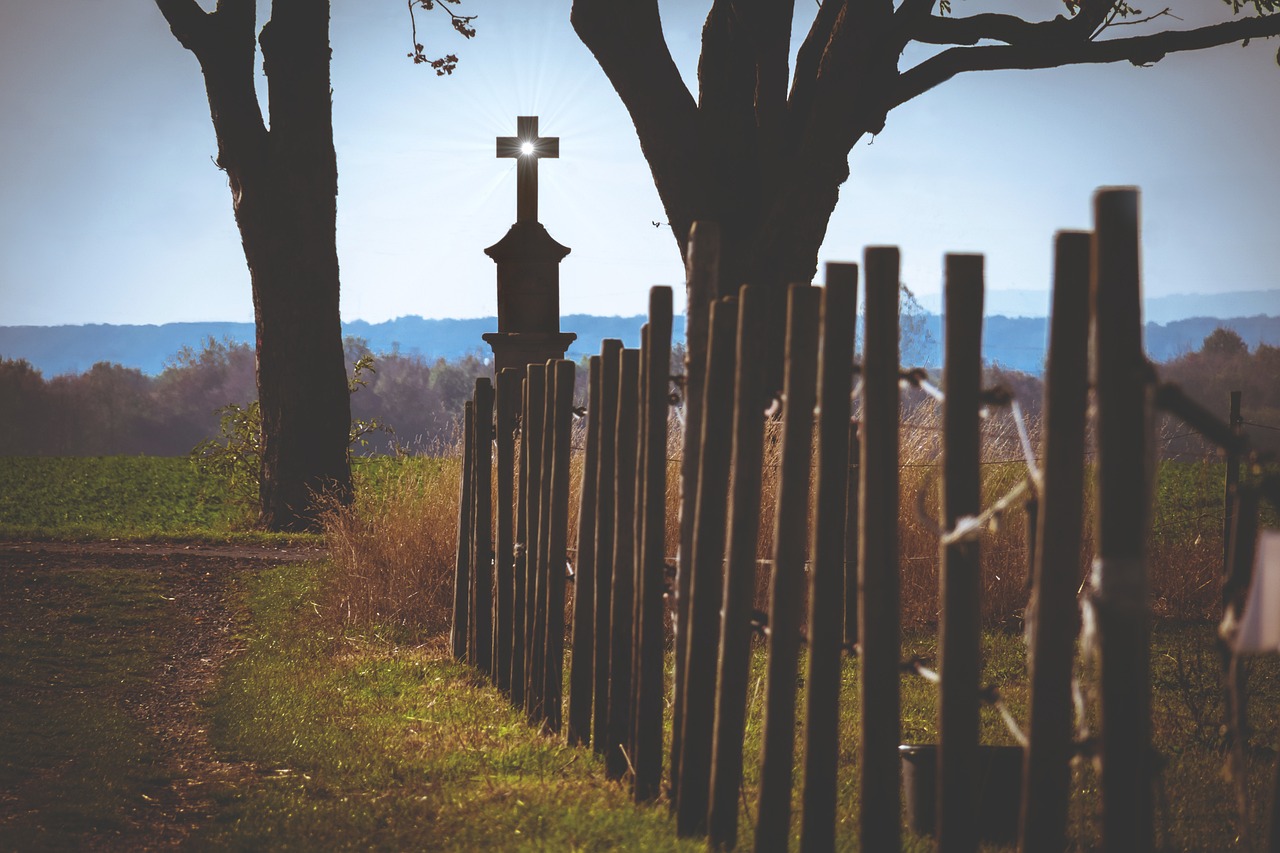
[1,0,1278,327]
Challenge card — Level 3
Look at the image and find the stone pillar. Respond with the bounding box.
[482,220,576,374]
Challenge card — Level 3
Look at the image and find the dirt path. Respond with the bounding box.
[0,540,322,850]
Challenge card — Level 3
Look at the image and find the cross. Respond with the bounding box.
[496,116,558,224]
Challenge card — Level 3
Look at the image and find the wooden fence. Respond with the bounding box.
[451,187,1276,852]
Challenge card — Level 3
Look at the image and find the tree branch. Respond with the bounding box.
[893,14,1280,109]
[154,0,212,54]
[789,0,845,135]
[909,12,1075,47]
[571,0,702,253]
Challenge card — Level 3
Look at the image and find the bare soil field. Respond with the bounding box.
[0,540,320,850]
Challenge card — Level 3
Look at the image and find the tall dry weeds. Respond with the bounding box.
[321,453,462,639]
[325,390,1228,639]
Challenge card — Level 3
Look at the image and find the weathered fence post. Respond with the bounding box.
[707,285,768,849]
[1223,389,1243,577]
[452,400,474,661]
[859,247,902,853]
[676,295,740,836]
[800,264,859,852]
[522,364,546,717]
[594,340,623,753]
[472,378,495,678]
[511,379,530,707]
[568,355,602,746]
[755,284,821,852]
[1091,186,1153,852]
[630,324,650,777]
[1020,231,1091,853]
[494,368,520,693]
[530,362,557,722]
[544,359,575,733]
[937,254,985,853]
[844,421,860,650]
[635,286,674,803]
[606,348,641,778]
[673,222,719,805]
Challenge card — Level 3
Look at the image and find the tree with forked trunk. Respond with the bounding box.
[155,0,350,530]
[571,0,1280,380]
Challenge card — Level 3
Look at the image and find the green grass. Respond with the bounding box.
[204,562,703,851]
[206,561,1280,850]
[0,566,180,848]
[0,456,251,540]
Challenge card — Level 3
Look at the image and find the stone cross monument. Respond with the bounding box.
[482,116,576,374]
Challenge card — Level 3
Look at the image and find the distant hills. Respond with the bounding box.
[916,288,1280,322]
[3,303,1279,378]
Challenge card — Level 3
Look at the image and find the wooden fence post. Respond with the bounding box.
[452,400,474,661]
[531,363,557,723]
[568,355,602,746]
[859,247,902,853]
[1020,231,1091,852]
[494,369,520,693]
[544,359,576,733]
[594,340,623,753]
[707,284,769,849]
[635,287,674,803]
[607,348,641,778]
[673,222,719,806]
[472,378,495,678]
[1223,390,1243,578]
[522,364,546,717]
[937,254,984,853]
[844,421,860,650]
[676,295,740,836]
[511,379,530,707]
[755,285,822,852]
[1091,186,1152,852]
[630,324,650,778]
[801,264,859,852]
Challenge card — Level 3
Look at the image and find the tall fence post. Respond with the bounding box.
[937,254,985,853]
[800,264,858,852]
[568,355,602,746]
[494,369,520,693]
[1223,389,1243,578]
[844,421,860,650]
[676,295,740,836]
[755,284,822,852]
[635,287,674,803]
[452,400,474,661]
[530,363,557,723]
[544,359,575,733]
[522,364,546,718]
[707,285,768,849]
[630,324,650,779]
[472,378,495,678]
[594,340,623,753]
[511,379,530,707]
[1020,231,1091,852]
[1091,186,1153,852]
[673,222,719,807]
[606,348,641,778]
[859,246,902,853]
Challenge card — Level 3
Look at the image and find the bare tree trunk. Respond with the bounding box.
[156,0,352,531]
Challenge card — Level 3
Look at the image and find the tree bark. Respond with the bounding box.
[156,0,352,531]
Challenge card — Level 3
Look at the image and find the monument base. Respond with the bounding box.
[483,331,578,376]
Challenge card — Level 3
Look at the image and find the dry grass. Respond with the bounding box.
[320,454,461,639]
[323,395,1230,637]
